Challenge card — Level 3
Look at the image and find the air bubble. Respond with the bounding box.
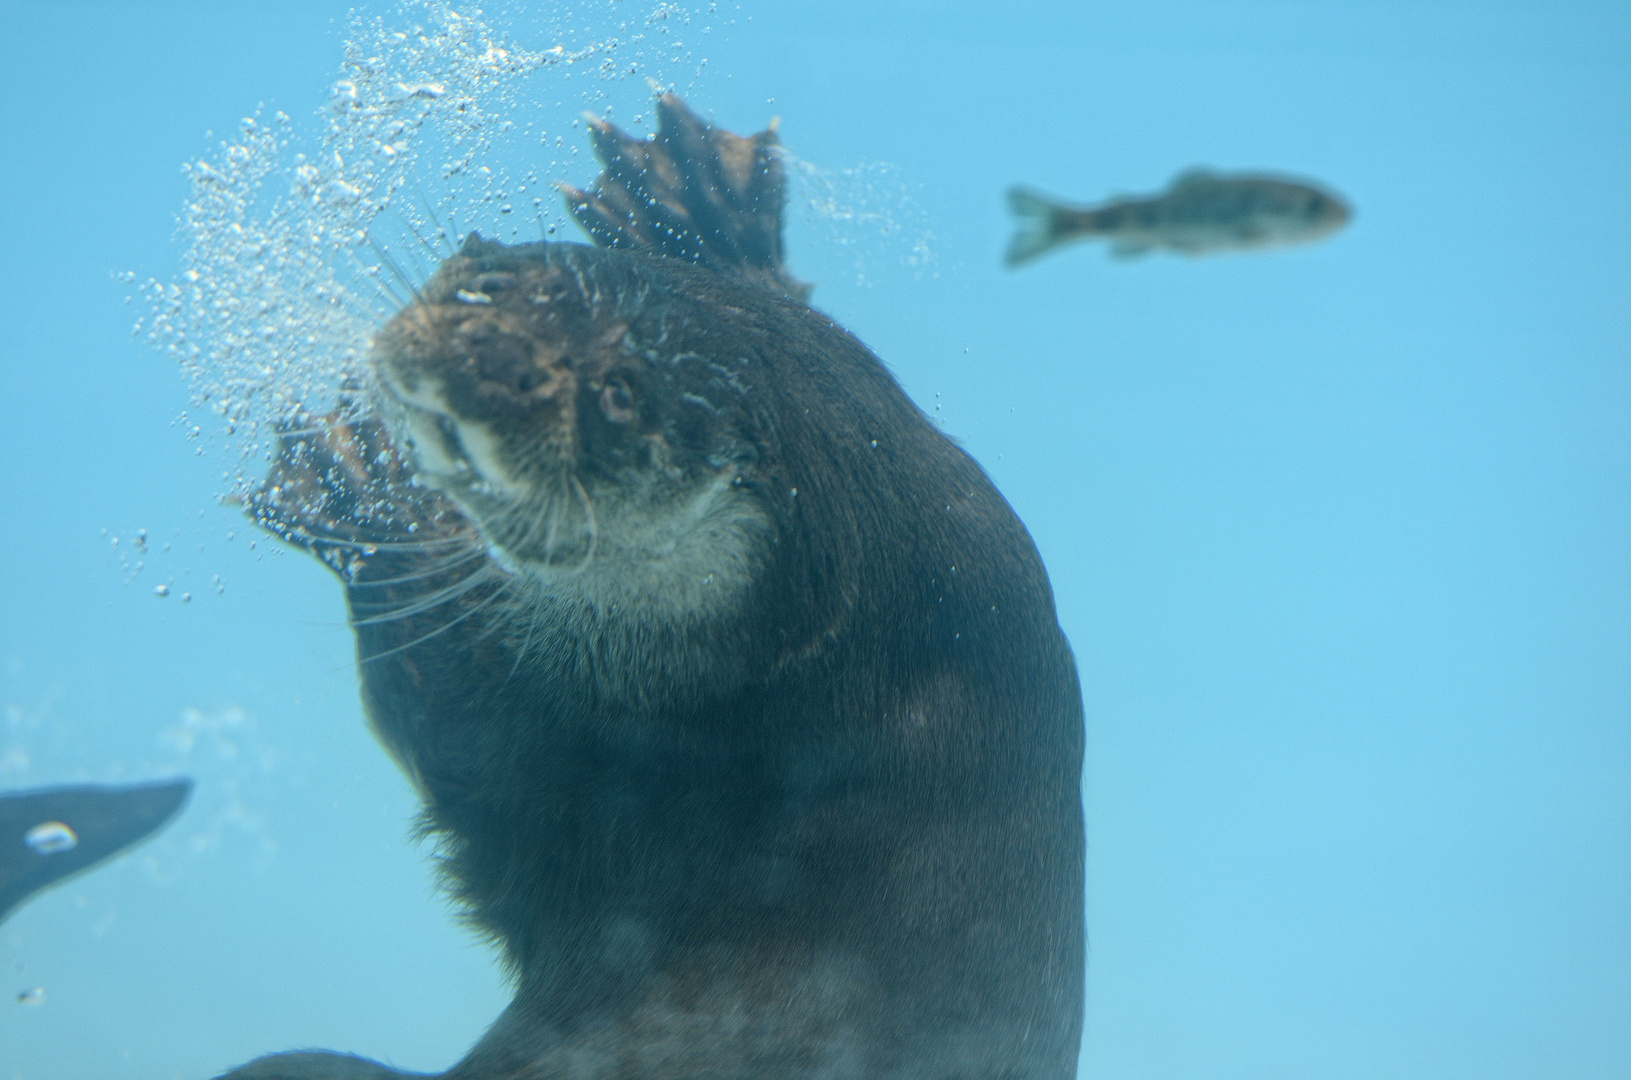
[24,821,77,855]
[143,2,713,512]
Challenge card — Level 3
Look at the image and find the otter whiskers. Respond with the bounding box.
[341,546,488,589]
[480,471,600,575]
[341,538,519,667]
[568,472,600,572]
[356,579,514,666]
[260,523,475,554]
[364,234,428,313]
[347,562,505,627]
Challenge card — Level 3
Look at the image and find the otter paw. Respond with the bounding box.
[559,93,810,301]
[246,413,466,575]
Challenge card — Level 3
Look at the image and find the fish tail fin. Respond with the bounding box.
[1006,187,1091,266]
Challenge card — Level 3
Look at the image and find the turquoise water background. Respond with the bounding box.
[1,1,1627,1077]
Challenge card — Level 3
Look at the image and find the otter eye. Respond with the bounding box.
[600,379,636,424]
[471,272,515,294]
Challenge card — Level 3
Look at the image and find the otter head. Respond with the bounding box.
[370,236,771,618]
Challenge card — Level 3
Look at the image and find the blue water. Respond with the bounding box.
[2,1,1628,1077]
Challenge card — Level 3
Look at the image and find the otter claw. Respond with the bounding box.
[562,93,810,302]
[247,413,466,574]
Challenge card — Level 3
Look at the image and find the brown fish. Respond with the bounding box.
[1006,168,1351,265]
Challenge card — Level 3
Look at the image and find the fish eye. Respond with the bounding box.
[600,378,636,424]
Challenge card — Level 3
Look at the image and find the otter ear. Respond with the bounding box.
[558,93,811,303]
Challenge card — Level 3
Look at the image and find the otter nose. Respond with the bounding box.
[455,323,557,402]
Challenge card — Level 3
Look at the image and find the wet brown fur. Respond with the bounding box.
[228,97,1083,1080]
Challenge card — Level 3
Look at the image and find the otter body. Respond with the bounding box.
[235,98,1082,1080]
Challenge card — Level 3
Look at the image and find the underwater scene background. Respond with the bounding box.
[1,0,1627,1077]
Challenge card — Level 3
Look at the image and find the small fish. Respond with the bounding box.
[17,986,44,1006]
[0,779,192,924]
[1006,169,1351,265]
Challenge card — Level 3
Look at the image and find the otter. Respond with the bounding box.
[228,95,1083,1080]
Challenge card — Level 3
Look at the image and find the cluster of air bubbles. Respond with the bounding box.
[138,1,715,505]
[102,515,234,600]
[784,155,939,286]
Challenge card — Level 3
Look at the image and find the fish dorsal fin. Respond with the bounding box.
[558,94,811,302]
[1169,167,1218,190]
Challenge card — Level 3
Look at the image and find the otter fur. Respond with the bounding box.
[230,95,1084,1080]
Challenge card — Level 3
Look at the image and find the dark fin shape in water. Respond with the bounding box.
[558,93,812,302]
[214,1051,431,1080]
[0,778,192,923]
